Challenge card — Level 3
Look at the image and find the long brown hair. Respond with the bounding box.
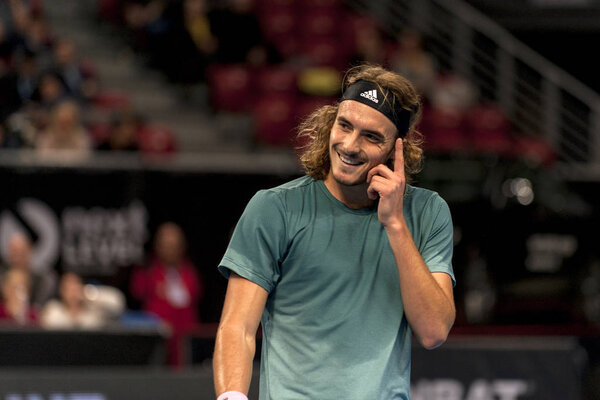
[297,64,424,181]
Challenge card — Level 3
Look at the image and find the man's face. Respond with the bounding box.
[326,100,398,188]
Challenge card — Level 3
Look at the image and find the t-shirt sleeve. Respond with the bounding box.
[421,194,456,287]
[218,189,286,293]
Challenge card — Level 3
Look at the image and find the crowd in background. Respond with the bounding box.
[0,0,178,155]
[0,221,204,367]
[0,0,555,162]
[98,0,554,160]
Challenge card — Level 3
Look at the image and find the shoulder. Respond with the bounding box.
[268,175,315,195]
[250,176,315,206]
[405,185,451,216]
[406,185,446,205]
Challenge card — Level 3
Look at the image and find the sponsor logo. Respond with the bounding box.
[360,89,378,103]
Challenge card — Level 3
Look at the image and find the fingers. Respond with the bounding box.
[367,164,394,184]
[367,139,406,200]
[367,175,398,200]
[367,176,384,200]
[393,138,404,176]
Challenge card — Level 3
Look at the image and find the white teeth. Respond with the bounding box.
[339,154,361,165]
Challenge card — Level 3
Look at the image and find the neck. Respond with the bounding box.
[323,174,375,210]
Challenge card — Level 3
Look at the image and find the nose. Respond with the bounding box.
[342,130,361,154]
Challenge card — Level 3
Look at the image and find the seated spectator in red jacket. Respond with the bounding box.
[130,221,204,366]
[0,268,38,325]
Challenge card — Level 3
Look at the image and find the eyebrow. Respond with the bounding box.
[336,116,387,140]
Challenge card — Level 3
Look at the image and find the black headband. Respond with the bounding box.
[340,80,414,137]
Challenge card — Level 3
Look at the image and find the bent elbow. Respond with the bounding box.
[417,324,452,350]
[420,334,448,350]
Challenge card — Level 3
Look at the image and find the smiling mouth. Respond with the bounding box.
[338,151,364,166]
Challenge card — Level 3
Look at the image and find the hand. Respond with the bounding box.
[366,138,406,228]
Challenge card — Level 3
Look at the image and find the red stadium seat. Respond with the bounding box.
[92,89,132,111]
[259,8,297,43]
[98,0,122,24]
[419,104,469,153]
[271,33,300,60]
[512,135,556,166]
[255,65,299,97]
[299,9,340,38]
[88,122,110,146]
[299,36,348,69]
[253,94,298,146]
[137,124,177,154]
[464,102,513,155]
[300,0,342,9]
[256,0,297,12]
[206,64,253,112]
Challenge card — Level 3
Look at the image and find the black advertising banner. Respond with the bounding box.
[411,337,586,400]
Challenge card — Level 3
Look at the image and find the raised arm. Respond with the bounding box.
[213,272,268,397]
[367,138,455,349]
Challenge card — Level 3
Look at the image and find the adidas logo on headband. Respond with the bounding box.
[360,89,379,104]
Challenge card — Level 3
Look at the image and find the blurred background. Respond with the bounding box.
[0,0,599,398]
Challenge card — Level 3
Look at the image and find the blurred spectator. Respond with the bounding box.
[389,28,438,99]
[26,69,70,133]
[40,272,125,330]
[0,19,24,65]
[348,16,387,67]
[32,69,69,110]
[130,221,203,366]
[121,0,168,54]
[18,14,54,68]
[0,57,22,124]
[430,71,479,112]
[35,99,92,159]
[0,118,27,148]
[52,37,99,102]
[2,107,38,148]
[0,269,38,325]
[161,0,217,83]
[2,232,57,308]
[12,9,54,68]
[122,0,212,83]
[210,0,279,66]
[96,109,141,151]
[0,49,39,115]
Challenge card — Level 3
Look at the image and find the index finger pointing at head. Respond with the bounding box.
[394,138,404,175]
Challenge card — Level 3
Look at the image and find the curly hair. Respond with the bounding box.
[297,63,424,182]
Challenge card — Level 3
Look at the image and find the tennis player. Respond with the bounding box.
[213,63,456,400]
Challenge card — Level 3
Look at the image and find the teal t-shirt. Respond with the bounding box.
[219,176,455,400]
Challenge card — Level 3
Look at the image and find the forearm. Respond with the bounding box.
[386,223,455,349]
[213,321,256,396]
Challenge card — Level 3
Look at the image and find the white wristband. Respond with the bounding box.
[217,391,248,400]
